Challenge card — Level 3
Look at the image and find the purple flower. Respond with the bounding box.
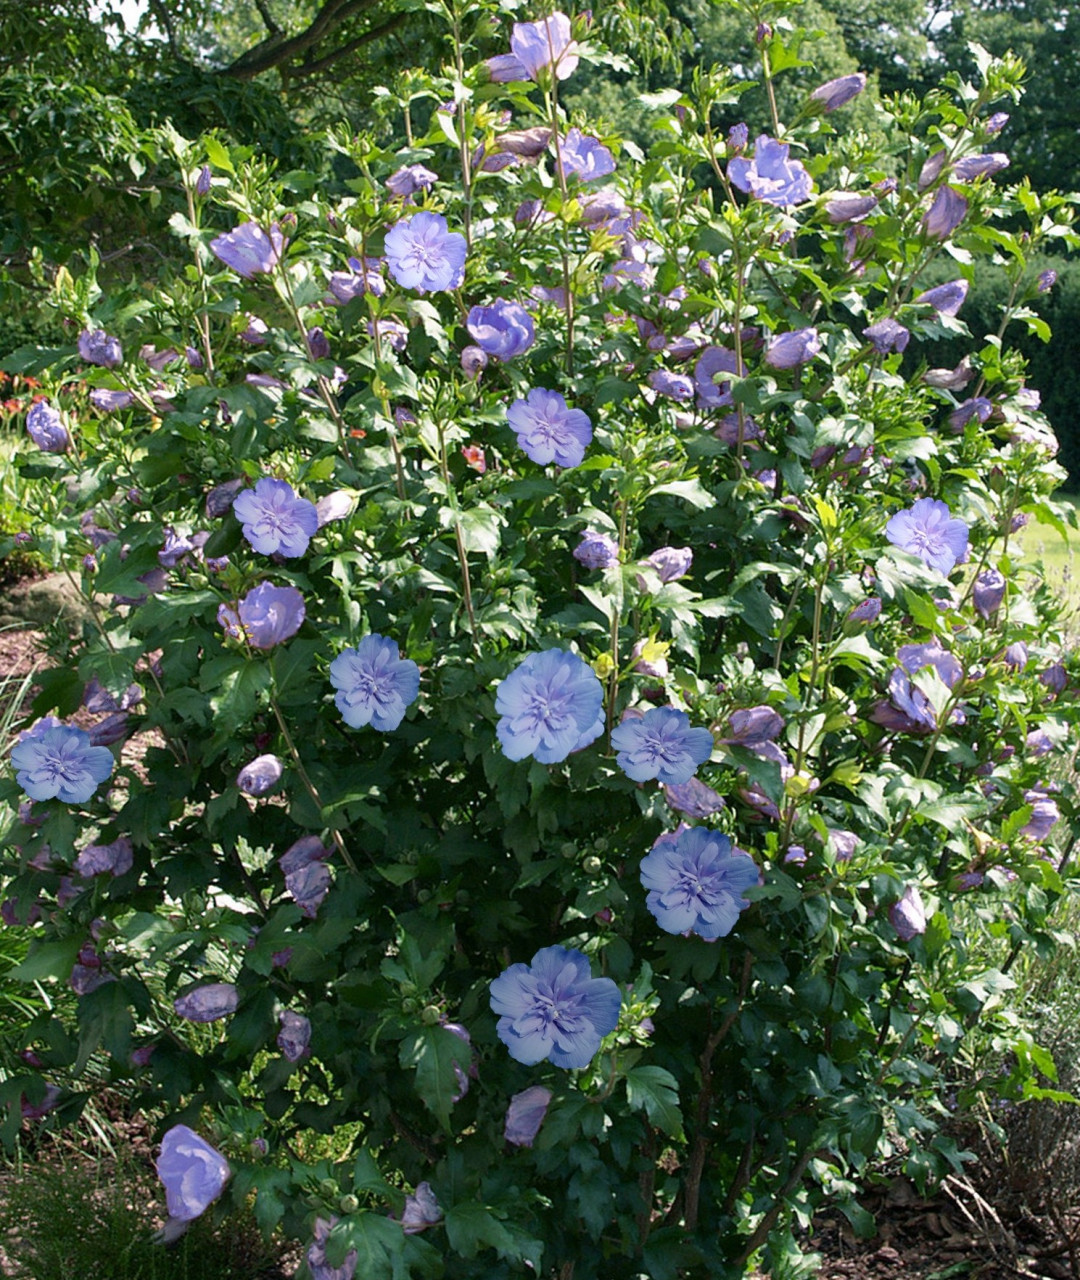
[640,546,691,583]
[286,860,331,918]
[277,1010,311,1062]
[279,835,329,875]
[233,477,319,558]
[872,642,964,733]
[329,634,420,732]
[398,1183,442,1235]
[829,830,859,861]
[305,326,330,361]
[825,192,878,223]
[466,298,535,360]
[156,1126,230,1223]
[922,186,968,239]
[327,257,384,304]
[1020,789,1060,841]
[664,777,726,818]
[220,582,305,649]
[10,723,114,804]
[195,165,212,196]
[237,754,283,797]
[141,345,179,371]
[487,53,528,82]
[461,345,488,379]
[1003,641,1028,670]
[918,150,949,190]
[1041,663,1067,694]
[809,72,866,112]
[764,327,820,369]
[1037,269,1057,293]
[558,128,615,183]
[863,319,909,354]
[74,836,133,878]
[89,388,136,412]
[728,135,814,207]
[916,279,969,317]
[306,1218,357,1280]
[490,944,621,1068]
[507,388,592,468]
[510,11,579,81]
[78,329,123,367]
[505,1085,553,1147]
[847,597,882,625]
[899,641,963,686]
[20,1083,61,1121]
[384,211,467,293]
[158,528,194,568]
[573,530,619,570]
[495,648,604,763]
[953,152,1009,181]
[385,164,437,197]
[88,713,131,747]
[888,886,926,940]
[174,983,239,1023]
[206,478,245,518]
[26,401,70,452]
[315,491,353,527]
[648,369,695,401]
[639,826,758,939]
[885,497,968,574]
[924,358,974,391]
[209,222,286,278]
[722,705,784,747]
[71,959,113,995]
[973,569,1006,619]
[694,345,742,408]
[948,396,993,432]
[727,122,750,153]
[611,707,714,785]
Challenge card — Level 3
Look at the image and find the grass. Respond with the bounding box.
[0,1134,287,1280]
[1019,491,1080,618]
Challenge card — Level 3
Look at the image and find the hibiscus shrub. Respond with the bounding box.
[3,3,1080,1276]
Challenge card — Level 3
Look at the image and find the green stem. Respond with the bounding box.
[268,687,358,874]
[437,420,478,645]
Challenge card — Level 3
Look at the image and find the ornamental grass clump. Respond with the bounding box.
[2,4,1080,1277]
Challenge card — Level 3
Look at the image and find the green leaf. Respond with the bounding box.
[334,1213,403,1278]
[398,1024,471,1130]
[649,477,714,509]
[625,1065,684,1139]
[444,1201,544,1271]
[76,980,134,1071]
[353,1148,392,1196]
[11,936,83,983]
[204,135,235,174]
[455,505,504,556]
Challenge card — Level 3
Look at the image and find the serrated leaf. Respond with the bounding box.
[444,1201,543,1271]
[399,1024,470,1130]
[625,1064,684,1139]
[333,1213,403,1277]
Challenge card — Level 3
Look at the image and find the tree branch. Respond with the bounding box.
[147,0,180,58]
[253,0,281,35]
[291,13,408,78]
[220,0,380,79]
